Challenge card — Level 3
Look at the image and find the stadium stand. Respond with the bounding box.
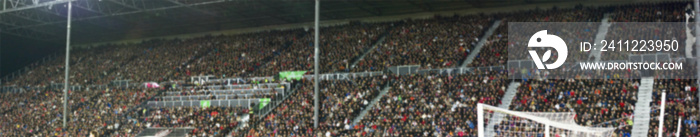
[353,70,507,136]
[602,3,687,61]
[252,22,391,75]
[238,76,388,136]
[352,15,492,72]
[649,79,699,136]
[507,79,639,136]
[0,1,699,137]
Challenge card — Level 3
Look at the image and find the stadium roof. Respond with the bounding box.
[0,0,648,44]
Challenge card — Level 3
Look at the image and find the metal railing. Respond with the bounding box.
[49,83,84,91]
[181,82,289,90]
[110,80,133,87]
[302,71,383,80]
[415,66,505,75]
[387,65,420,75]
[160,92,281,101]
[146,99,261,107]
[385,65,505,75]
[206,78,245,84]
[1,86,23,93]
[135,127,194,137]
[86,85,110,91]
[164,87,284,96]
[248,76,274,82]
[190,75,216,83]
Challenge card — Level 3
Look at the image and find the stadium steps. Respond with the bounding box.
[106,89,167,136]
[484,82,521,136]
[227,113,250,136]
[631,77,654,137]
[590,13,612,62]
[229,82,302,137]
[460,20,502,68]
[347,32,389,72]
[351,82,391,125]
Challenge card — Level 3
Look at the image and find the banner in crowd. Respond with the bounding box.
[259,98,271,109]
[144,82,161,88]
[201,100,211,108]
[279,71,307,80]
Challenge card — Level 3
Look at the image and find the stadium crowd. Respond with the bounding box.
[318,76,388,132]
[507,79,638,136]
[186,31,300,79]
[603,2,688,61]
[471,7,604,67]
[239,76,388,136]
[127,106,246,137]
[353,15,491,72]
[3,45,140,87]
[649,79,699,136]
[239,79,315,136]
[0,89,61,136]
[0,1,699,137]
[252,22,389,76]
[353,70,506,136]
[0,87,156,136]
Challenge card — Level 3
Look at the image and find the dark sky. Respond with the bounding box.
[1,33,62,79]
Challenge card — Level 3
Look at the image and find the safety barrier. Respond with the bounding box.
[164,87,284,96]
[147,99,260,107]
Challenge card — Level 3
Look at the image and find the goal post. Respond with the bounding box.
[658,92,666,137]
[477,103,484,137]
[477,103,617,137]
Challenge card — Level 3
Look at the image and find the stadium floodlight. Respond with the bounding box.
[477,103,617,137]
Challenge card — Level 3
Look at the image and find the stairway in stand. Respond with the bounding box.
[631,77,654,137]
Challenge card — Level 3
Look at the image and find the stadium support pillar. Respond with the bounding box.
[62,1,72,128]
[0,28,2,86]
[658,92,666,137]
[313,0,319,129]
[695,0,700,110]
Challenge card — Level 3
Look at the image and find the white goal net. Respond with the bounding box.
[477,103,617,137]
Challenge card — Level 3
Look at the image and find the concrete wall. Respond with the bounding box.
[77,0,688,48]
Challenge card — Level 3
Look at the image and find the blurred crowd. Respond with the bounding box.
[240,76,388,136]
[354,15,491,72]
[0,87,156,136]
[507,79,638,136]
[238,79,315,136]
[124,106,246,137]
[254,22,390,75]
[354,70,507,136]
[602,2,689,61]
[0,1,698,137]
[649,79,699,136]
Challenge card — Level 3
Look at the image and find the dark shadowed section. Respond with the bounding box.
[0,33,61,78]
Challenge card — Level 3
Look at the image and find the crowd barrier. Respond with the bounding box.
[164,87,284,96]
[147,99,260,107]
[160,92,281,101]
